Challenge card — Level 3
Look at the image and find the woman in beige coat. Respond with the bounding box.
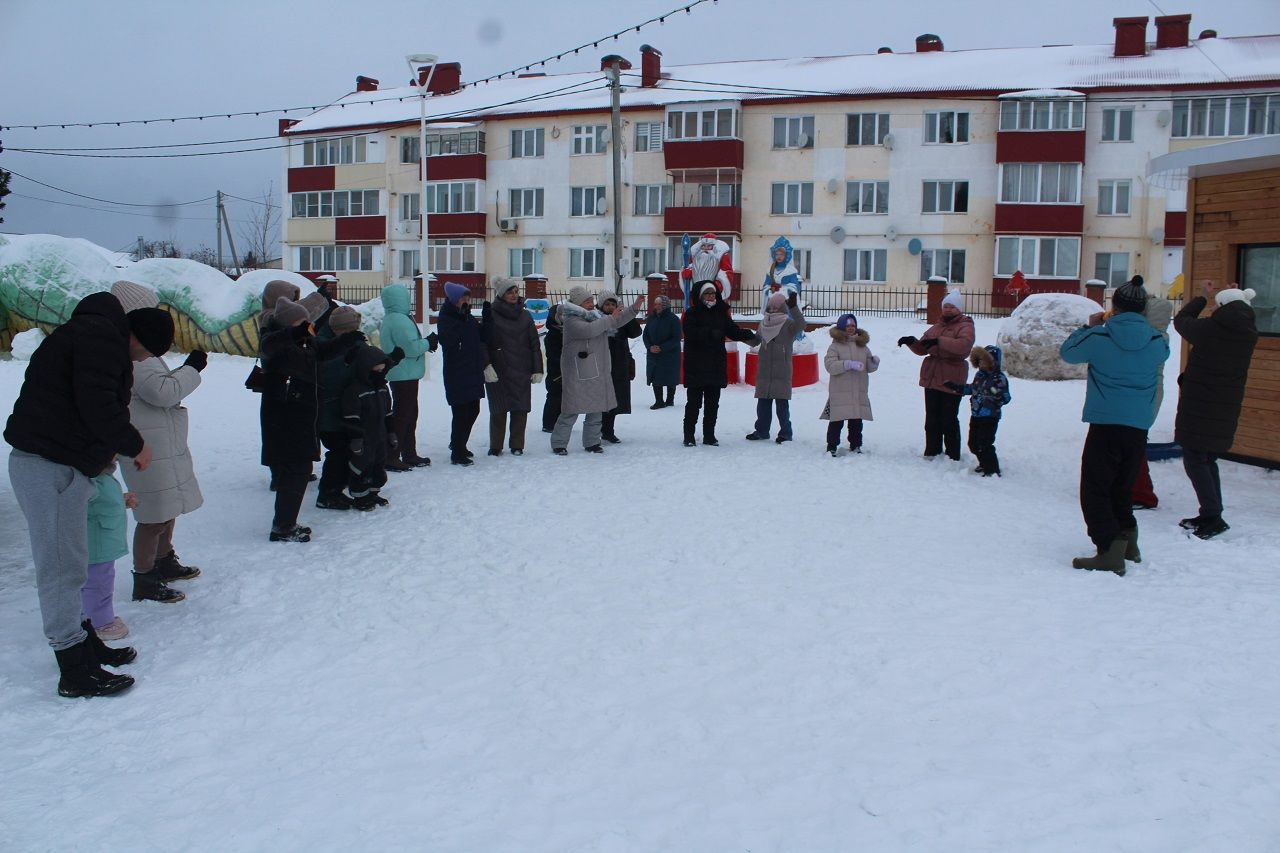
[821,314,879,456]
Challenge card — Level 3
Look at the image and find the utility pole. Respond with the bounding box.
[136,235,144,262]
[217,192,244,276]
[215,190,224,271]
[606,56,624,292]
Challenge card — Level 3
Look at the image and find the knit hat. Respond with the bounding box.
[654,295,670,308]
[300,292,330,322]
[1215,287,1257,307]
[598,289,619,305]
[262,280,301,310]
[1112,279,1148,313]
[941,291,965,313]
[699,283,718,298]
[444,282,470,306]
[273,297,309,327]
[766,292,787,312]
[836,313,858,331]
[111,280,158,313]
[328,306,361,334]
[492,278,520,300]
[568,285,593,306]
[127,308,175,357]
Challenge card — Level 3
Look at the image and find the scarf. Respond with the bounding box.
[758,306,788,345]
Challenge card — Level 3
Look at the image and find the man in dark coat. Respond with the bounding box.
[6,292,151,697]
[1173,282,1260,540]
[316,306,367,510]
[481,279,544,456]
[599,290,643,443]
[437,282,485,466]
[541,304,564,433]
[681,283,756,447]
[643,295,682,409]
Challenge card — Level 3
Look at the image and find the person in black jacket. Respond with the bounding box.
[681,283,756,446]
[5,292,150,698]
[315,306,366,511]
[541,304,564,432]
[1173,282,1260,540]
[341,344,402,510]
[437,282,485,466]
[599,290,643,443]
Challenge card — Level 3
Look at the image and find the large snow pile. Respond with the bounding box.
[997,292,1097,380]
[128,258,260,329]
[0,233,121,327]
[8,328,45,360]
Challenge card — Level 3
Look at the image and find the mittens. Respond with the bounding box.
[183,350,208,372]
[426,332,439,352]
[843,360,864,372]
[897,335,917,347]
[483,365,499,383]
[530,373,544,384]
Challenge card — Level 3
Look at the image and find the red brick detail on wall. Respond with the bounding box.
[994,204,1084,234]
[663,139,745,170]
[1164,210,1187,246]
[287,167,335,192]
[663,206,742,236]
[663,271,743,303]
[991,277,1080,308]
[425,212,487,237]
[427,272,487,310]
[995,131,1086,163]
[423,153,486,181]
[335,216,386,242]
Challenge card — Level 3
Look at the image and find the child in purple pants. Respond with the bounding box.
[82,464,135,641]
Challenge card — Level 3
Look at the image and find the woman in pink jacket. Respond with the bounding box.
[897,292,975,460]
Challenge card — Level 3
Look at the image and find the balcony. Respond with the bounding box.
[663,138,744,170]
[662,169,742,235]
[995,131,1086,163]
[994,204,1084,234]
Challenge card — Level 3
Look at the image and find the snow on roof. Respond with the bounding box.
[998,89,1087,99]
[286,35,1280,134]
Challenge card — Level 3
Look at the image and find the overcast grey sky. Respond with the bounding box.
[2,0,1276,256]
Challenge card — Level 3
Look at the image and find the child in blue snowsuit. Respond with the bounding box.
[945,345,1011,477]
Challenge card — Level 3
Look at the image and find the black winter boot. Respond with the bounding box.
[81,619,136,667]
[55,640,134,698]
[154,550,200,581]
[132,571,186,603]
[1071,539,1128,576]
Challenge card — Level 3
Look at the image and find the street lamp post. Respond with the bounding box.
[406,53,438,306]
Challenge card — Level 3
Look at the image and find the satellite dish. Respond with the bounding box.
[826,178,840,194]
[797,131,811,148]
[1156,110,1172,128]
[595,197,608,216]
[882,132,896,150]
[829,226,847,244]
[885,225,898,241]
[1150,227,1165,245]
[907,238,923,256]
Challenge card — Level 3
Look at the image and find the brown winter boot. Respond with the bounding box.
[1119,527,1141,563]
[1072,539,1128,576]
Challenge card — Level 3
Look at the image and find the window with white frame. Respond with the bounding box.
[998,99,1085,131]
[846,181,889,214]
[572,124,607,155]
[302,136,367,166]
[297,245,377,272]
[635,122,664,152]
[999,163,1081,204]
[920,249,967,284]
[773,115,815,149]
[996,236,1080,278]
[291,190,380,218]
[1097,179,1132,216]
[1172,95,1280,138]
[631,247,666,278]
[771,182,814,215]
[509,188,544,218]
[427,238,478,273]
[846,112,890,146]
[399,249,420,278]
[509,248,543,277]
[400,136,419,164]
[1094,252,1130,288]
[922,180,970,213]
[633,184,667,216]
[511,128,545,158]
[1101,107,1134,142]
[424,181,479,214]
[665,106,740,141]
[792,249,812,282]
[423,130,484,156]
[399,194,419,222]
[335,245,375,271]
[924,111,969,144]
[569,248,606,278]
[842,248,887,283]
[571,186,606,217]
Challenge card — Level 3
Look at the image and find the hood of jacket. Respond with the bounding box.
[349,344,391,386]
[546,303,563,331]
[262,280,301,312]
[970,345,1002,372]
[1104,311,1165,352]
[381,284,412,317]
[558,301,600,322]
[74,291,130,338]
[1143,297,1174,332]
[829,326,869,346]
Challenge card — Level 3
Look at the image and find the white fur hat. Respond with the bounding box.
[941,291,965,312]
[698,282,718,298]
[1215,287,1256,307]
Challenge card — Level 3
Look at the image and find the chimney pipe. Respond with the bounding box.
[420,62,462,95]
[356,75,379,92]
[640,44,662,88]
[877,46,894,54]
[915,34,943,53]
[1113,16,1149,57]
[600,54,633,72]
[1199,28,1217,39]
[1155,13,1191,49]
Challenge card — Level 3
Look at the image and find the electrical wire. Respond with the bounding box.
[2,168,215,207]
[10,193,254,224]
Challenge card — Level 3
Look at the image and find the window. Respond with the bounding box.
[1094,252,1130,288]
[1101,107,1134,142]
[665,106,740,141]
[924,111,969,144]
[297,246,332,272]
[634,184,667,216]
[572,124,607,155]
[846,112,890,146]
[773,115,815,149]
[665,235,738,270]
[400,136,419,164]
[423,130,484,156]
[998,99,1085,131]
[569,248,606,278]
[302,136,367,166]
[922,180,970,213]
[842,248,887,283]
[792,249,812,282]
[635,122,664,152]
[509,248,543,277]
[996,236,1080,278]
[770,182,814,215]
[335,245,374,271]
[920,249,967,284]
[846,181,889,215]
[999,163,1081,204]
[631,247,667,278]
[571,186,606,217]
[1097,179,1132,216]
[1237,243,1280,335]
[427,238,478,273]
[289,190,379,218]
[399,249,420,278]
[509,188,544,218]
[424,181,479,214]
[511,128,544,158]
[399,193,419,223]
[1173,95,1280,138]
[298,245,377,272]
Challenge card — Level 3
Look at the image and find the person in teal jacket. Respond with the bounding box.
[81,464,136,640]
[379,284,438,470]
[1059,279,1170,575]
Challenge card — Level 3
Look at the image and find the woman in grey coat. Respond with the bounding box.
[482,279,544,456]
[745,290,805,443]
[551,286,643,455]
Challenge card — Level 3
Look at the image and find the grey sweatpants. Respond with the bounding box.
[551,412,602,451]
[8,450,96,651]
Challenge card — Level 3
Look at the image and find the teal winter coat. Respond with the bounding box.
[87,471,129,565]
[380,285,431,382]
[1059,311,1170,430]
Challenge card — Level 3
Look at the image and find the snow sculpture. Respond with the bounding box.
[996,292,1098,380]
[762,236,801,299]
[681,233,733,303]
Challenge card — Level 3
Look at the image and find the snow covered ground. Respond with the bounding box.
[2,316,1278,851]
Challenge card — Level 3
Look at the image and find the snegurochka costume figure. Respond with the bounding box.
[762,236,806,343]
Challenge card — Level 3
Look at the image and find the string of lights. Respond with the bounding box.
[3,169,216,207]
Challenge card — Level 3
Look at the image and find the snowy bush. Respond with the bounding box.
[996,293,1097,380]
